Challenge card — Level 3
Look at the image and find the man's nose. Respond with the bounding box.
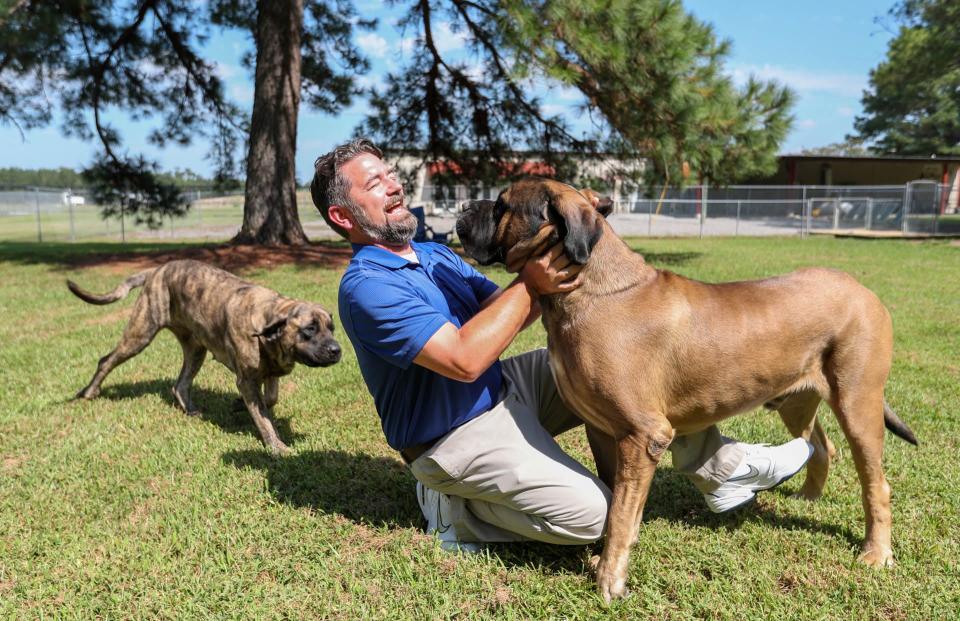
[385,175,403,193]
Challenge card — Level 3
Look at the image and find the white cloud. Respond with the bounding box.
[230,84,254,104]
[798,119,817,129]
[730,63,867,97]
[836,105,855,117]
[433,21,468,53]
[356,33,389,58]
[398,37,418,56]
[213,61,241,81]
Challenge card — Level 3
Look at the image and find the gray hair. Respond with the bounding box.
[310,138,384,238]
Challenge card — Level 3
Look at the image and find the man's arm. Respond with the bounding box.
[414,244,580,382]
[479,278,541,330]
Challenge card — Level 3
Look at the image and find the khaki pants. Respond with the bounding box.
[409,349,745,544]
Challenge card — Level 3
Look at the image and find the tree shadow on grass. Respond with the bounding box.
[629,249,703,267]
[0,240,352,273]
[218,448,860,579]
[74,379,304,446]
[222,448,421,530]
[642,468,862,548]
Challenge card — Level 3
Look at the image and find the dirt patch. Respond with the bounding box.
[66,242,353,274]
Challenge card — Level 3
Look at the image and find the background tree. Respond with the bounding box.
[361,0,794,190]
[852,0,960,155]
[0,0,368,241]
[1,0,795,244]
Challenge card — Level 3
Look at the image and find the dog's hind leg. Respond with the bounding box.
[76,298,161,400]
[827,384,894,567]
[777,391,835,501]
[171,332,207,415]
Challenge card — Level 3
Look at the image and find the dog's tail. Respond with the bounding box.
[66,269,154,305]
[884,401,918,446]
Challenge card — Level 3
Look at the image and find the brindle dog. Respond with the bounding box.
[456,178,916,602]
[68,260,341,453]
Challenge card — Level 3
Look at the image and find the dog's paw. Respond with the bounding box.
[859,546,895,568]
[597,572,629,604]
[791,487,823,502]
[268,442,291,456]
[75,387,99,400]
[594,559,630,604]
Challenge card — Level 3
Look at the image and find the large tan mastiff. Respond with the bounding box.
[68,260,341,453]
[456,178,917,602]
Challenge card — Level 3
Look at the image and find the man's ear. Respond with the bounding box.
[328,205,354,232]
[579,188,614,217]
[549,190,605,264]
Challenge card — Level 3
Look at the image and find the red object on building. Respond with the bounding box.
[427,160,555,179]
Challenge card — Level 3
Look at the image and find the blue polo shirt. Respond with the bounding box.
[339,241,503,450]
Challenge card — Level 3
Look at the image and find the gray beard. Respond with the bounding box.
[351,202,418,245]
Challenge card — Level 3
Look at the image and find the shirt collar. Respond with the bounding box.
[351,241,434,269]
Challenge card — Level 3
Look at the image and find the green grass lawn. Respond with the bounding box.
[0,237,957,619]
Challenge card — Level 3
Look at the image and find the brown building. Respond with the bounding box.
[751,154,960,187]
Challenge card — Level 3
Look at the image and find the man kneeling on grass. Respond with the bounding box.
[310,138,813,552]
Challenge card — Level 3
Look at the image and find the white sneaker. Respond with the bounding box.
[704,438,814,513]
[416,482,482,554]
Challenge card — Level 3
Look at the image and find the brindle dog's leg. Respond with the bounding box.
[262,377,280,411]
[777,391,835,501]
[76,297,161,399]
[594,420,674,603]
[236,376,288,454]
[171,331,207,415]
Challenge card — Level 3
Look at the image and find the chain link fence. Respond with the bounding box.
[1,182,957,242]
[0,187,332,242]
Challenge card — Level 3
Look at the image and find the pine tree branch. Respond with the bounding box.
[0,0,30,28]
[149,5,243,131]
[449,0,584,147]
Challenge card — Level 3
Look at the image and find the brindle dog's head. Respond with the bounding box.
[257,302,341,369]
[456,178,611,270]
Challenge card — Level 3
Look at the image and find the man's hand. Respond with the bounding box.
[520,242,584,295]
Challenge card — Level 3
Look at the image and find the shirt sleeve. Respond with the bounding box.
[343,276,450,369]
[441,245,500,303]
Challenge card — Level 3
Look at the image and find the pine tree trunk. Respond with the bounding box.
[233,0,307,245]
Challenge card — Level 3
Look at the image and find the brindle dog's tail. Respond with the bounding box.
[883,401,918,446]
[66,269,154,305]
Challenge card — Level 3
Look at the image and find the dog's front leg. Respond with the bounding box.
[262,377,280,411]
[594,423,673,603]
[236,377,289,455]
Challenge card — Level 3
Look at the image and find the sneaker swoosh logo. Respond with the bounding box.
[727,464,760,483]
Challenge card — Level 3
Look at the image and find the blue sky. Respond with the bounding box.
[0,0,897,180]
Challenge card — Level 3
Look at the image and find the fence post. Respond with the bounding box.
[120,202,126,243]
[67,190,76,242]
[647,198,653,236]
[735,200,741,236]
[700,184,708,239]
[933,184,941,235]
[34,187,42,242]
[832,198,840,230]
[801,186,808,238]
[901,183,911,235]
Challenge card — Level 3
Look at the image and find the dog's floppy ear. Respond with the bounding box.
[255,316,288,342]
[580,188,614,217]
[549,189,605,264]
